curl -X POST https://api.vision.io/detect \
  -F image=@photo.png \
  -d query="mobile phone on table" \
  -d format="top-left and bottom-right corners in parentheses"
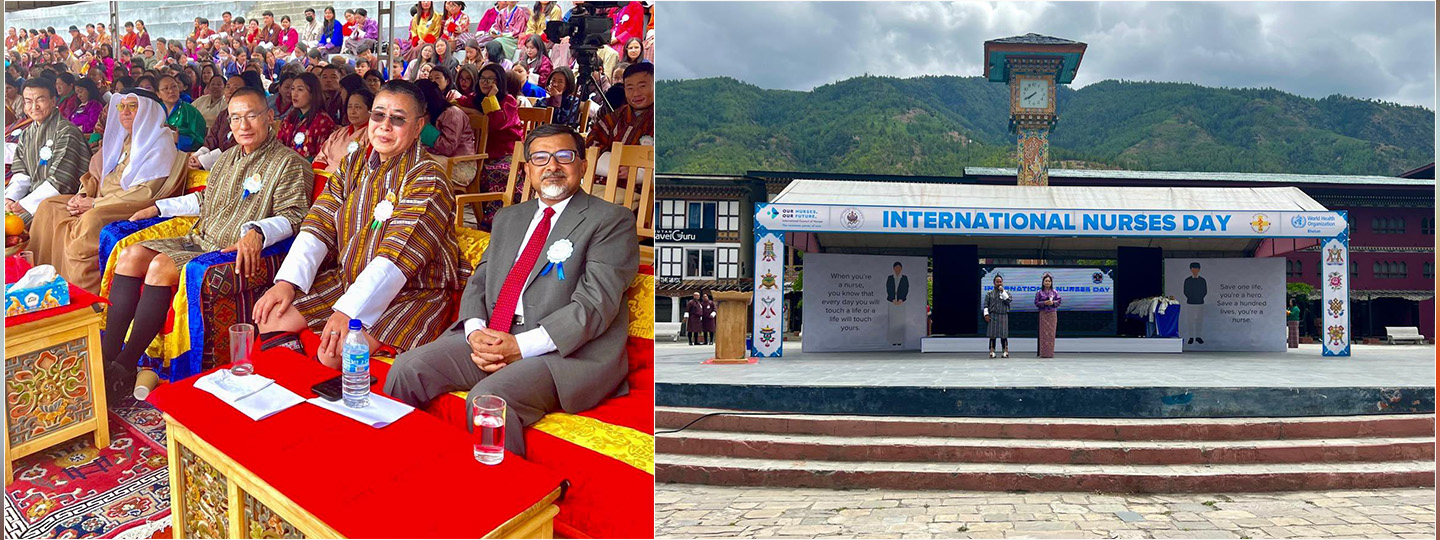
top-left (311, 374), bottom-right (379, 401)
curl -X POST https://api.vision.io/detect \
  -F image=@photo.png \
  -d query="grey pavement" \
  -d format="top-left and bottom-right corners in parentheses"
top-left (656, 484), bottom-right (1439, 539)
top-left (657, 342), bottom-right (1436, 388)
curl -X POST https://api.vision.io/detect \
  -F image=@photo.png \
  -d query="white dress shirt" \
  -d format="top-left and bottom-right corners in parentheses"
top-left (462, 196), bottom-right (571, 359)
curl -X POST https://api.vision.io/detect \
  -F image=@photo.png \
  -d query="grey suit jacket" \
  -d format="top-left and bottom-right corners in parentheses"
top-left (457, 192), bottom-right (639, 413)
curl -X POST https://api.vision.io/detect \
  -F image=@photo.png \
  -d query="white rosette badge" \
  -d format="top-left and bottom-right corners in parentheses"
top-left (293, 132), bottom-right (306, 150)
top-left (346, 140), bottom-right (360, 155)
top-left (540, 239), bottom-right (574, 280)
top-left (9, 129), bottom-right (21, 138)
top-left (38, 139), bottom-right (54, 165)
top-left (241, 174), bottom-right (263, 199)
top-left (370, 191), bottom-right (397, 230)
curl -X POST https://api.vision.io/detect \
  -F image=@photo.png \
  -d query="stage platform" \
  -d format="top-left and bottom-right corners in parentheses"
top-left (921, 337), bottom-right (1182, 354)
top-left (656, 342), bottom-right (1436, 418)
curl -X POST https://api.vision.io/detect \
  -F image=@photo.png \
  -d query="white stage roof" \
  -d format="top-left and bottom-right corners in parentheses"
top-left (772, 180), bottom-right (1331, 258)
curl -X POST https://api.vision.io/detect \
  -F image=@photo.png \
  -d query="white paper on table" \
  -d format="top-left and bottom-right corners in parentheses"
top-left (306, 393), bottom-right (414, 428)
top-left (193, 371), bottom-right (305, 421)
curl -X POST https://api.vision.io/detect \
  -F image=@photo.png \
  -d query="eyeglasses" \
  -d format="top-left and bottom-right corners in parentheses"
top-left (477, 76), bottom-right (497, 83)
top-left (114, 102), bottom-right (138, 112)
top-left (369, 111), bottom-right (408, 127)
top-left (228, 112), bottom-right (266, 124)
top-left (528, 150), bottom-right (577, 166)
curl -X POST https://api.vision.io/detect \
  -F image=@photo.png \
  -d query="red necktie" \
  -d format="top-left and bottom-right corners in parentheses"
top-left (489, 206), bottom-right (555, 333)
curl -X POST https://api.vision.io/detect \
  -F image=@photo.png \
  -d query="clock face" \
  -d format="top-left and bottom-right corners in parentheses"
top-left (1019, 79), bottom-right (1049, 109)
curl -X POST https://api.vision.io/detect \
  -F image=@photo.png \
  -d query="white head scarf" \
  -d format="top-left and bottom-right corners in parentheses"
top-left (102, 92), bottom-right (179, 190)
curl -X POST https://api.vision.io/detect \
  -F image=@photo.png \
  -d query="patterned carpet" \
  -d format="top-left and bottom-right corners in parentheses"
top-left (4, 397), bottom-right (172, 539)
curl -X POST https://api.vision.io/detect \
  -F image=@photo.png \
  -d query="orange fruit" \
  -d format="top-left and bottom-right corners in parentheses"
top-left (5, 214), bottom-right (24, 236)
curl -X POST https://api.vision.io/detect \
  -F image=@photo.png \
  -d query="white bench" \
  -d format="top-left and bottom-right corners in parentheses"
top-left (656, 322), bottom-right (684, 342)
top-left (1385, 327), bottom-right (1426, 345)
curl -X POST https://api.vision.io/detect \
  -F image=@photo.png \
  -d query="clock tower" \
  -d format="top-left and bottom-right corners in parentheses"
top-left (984, 34), bottom-right (1087, 186)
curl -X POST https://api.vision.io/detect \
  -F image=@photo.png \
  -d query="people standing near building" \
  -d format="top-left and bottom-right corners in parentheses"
top-left (983, 273), bottom-right (1012, 358)
top-left (1287, 298), bottom-right (1301, 348)
top-left (685, 291), bottom-right (705, 345)
top-left (1035, 273), bottom-right (1062, 358)
top-left (701, 292), bottom-right (717, 346)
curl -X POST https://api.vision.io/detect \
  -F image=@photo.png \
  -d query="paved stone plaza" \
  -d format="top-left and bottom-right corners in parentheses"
top-left (655, 484), bottom-right (1438, 539)
top-left (656, 342), bottom-right (1436, 388)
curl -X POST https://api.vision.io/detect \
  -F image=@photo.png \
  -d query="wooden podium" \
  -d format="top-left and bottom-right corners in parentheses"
top-left (708, 291), bottom-right (755, 364)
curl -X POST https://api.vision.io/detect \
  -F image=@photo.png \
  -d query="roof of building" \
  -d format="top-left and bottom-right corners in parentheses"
top-left (987, 33), bottom-right (1082, 46)
top-left (772, 180), bottom-right (1330, 212)
top-left (964, 167), bottom-right (1436, 187)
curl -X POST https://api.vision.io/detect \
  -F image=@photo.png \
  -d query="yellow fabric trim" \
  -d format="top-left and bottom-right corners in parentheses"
top-left (532, 412), bottom-right (654, 475)
top-left (96, 217), bottom-right (198, 364)
top-left (625, 273), bottom-right (653, 340)
top-left (480, 95), bottom-right (501, 115)
top-left (456, 227), bottom-right (491, 270)
top-left (185, 169), bottom-right (209, 192)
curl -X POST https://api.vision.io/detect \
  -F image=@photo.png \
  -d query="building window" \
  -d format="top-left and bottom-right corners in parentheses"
top-left (659, 200), bottom-right (685, 229)
top-left (718, 200), bottom-right (740, 232)
top-left (1374, 261), bottom-right (1408, 279)
top-left (1286, 259), bottom-right (1302, 278)
top-left (656, 297), bottom-right (674, 322)
top-left (1425, 262), bottom-right (1435, 280)
top-left (718, 247), bottom-right (740, 279)
top-left (685, 248), bottom-right (717, 278)
top-left (660, 246), bottom-right (683, 279)
top-left (1372, 217), bottom-right (1406, 234)
top-left (1423, 218), bottom-right (1435, 235)
top-left (1350, 261), bottom-right (1358, 278)
top-left (687, 201), bottom-right (717, 230)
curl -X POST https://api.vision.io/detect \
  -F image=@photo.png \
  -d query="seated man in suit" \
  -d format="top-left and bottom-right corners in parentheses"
top-left (384, 123), bottom-right (639, 457)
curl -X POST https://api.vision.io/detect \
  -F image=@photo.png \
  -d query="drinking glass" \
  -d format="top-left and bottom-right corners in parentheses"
top-left (471, 394), bottom-right (506, 465)
top-left (229, 323), bottom-right (256, 376)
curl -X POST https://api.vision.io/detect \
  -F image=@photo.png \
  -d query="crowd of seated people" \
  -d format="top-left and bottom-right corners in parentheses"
top-left (6, 1), bottom-right (653, 424)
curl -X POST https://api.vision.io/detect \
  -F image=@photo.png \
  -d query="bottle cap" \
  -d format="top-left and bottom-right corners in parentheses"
top-left (349, 319), bottom-right (363, 330)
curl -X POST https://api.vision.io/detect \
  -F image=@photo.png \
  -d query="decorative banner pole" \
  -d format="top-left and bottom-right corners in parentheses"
top-left (753, 204), bottom-right (785, 358)
top-left (1321, 211), bottom-right (1352, 357)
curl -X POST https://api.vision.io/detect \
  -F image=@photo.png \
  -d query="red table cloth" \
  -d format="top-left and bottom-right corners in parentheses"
top-left (147, 347), bottom-right (566, 539)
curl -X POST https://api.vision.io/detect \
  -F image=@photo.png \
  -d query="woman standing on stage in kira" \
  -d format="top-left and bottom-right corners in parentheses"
top-left (983, 273), bottom-right (1012, 358)
top-left (1035, 273), bottom-right (1062, 358)
top-left (701, 292), bottom-right (717, 346)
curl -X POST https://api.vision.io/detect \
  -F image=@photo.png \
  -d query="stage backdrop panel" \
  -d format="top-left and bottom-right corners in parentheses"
top-left (802, 253), bottom-right (928, 352)
top-left (1163, 257), bottom-right (1286, 352)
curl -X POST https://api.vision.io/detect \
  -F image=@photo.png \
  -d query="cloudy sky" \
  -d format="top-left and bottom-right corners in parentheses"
top-left (658, 1), bottom-right (1436, 109)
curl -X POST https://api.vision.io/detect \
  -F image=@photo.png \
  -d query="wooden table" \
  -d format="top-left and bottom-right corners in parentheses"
top-left (4, 298), bottom-right (109, 481)
top-left (164, 414), bottom-right (560, 538)
top-left (150, 347), bottom-right (566, 539)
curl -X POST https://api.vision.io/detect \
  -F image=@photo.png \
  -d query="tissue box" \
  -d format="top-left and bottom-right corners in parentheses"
top-left (5, 275), bottom-right (70, 316)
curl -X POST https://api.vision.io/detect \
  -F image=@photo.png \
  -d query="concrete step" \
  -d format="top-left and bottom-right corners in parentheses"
top-left (656, 407), bottom-right (1437, 441)
top-left (659, 430), bottom-right (1435, 465)
top-left (656, 455), bottom-right (1438, 492)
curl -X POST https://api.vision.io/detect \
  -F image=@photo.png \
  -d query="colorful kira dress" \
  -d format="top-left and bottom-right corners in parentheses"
top-left (276, 107), bottom-right (338, 161)
top-left (1034, 288), bottom-right (1062, 358)
top-left (279, 139), bottom-right (461, 352)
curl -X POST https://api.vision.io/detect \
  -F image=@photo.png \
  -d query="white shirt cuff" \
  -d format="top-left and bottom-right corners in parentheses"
top-left (155, 193), bottom-right (201, 217)
top-left (331, 257), bottom-right (406, 329)
top-left (463, 317), bottom-right (488, 338)
top-left (241, 215), bottom-right (295, 249)
top-left (17, 181), bottom-right (59, 215)
top-left (515, 326), bottom-right (557, 359)
top-left (983, 308), bottom-right (989, 316)
top-left (274, 231), bottom-right (327, 293)
top-left (6, 172), bottom-right (32, 201)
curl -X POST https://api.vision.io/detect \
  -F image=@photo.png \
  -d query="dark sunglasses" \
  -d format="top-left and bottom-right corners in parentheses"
top-left (368, 110), bottom-right (408, 127)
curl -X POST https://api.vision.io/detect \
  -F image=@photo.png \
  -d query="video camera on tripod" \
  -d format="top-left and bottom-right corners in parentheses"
top-left (544, 1), bottom-right (622, 109)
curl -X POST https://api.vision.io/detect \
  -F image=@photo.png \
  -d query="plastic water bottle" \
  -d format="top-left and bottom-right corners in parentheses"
top-left (342, 319), bottom-right (371, 408)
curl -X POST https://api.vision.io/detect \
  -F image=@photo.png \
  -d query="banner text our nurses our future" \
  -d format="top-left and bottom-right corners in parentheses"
top-left (880, 210), bottom-right (1235, 233)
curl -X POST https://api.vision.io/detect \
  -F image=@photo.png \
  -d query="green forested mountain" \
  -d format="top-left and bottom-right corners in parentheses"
top-left (658, 76), bottom-right (1435, 177)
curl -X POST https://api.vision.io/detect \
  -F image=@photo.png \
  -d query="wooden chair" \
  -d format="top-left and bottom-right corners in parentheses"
top-left (517, 106), bottom-right (554, 140)
top-left (440, 108), bottom-right (491, 195)
top-left (583, 143), bottom-right (655, 266)
top-left (454, 141), bottom-right (528, 229)
top-left (576, 101), bottom-right (593, 138)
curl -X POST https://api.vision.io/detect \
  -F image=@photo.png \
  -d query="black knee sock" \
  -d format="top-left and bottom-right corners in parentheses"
top-left (103, 275), bottom-right (144, 366)
top-left (1001, 338), bottom-right (1009, 350)
top-left (259, 331), bottom-right (307, 355)
top-left (988, 338), bottom-right (996, 350)
top-left (112, 284), bottom-right (175, 372)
